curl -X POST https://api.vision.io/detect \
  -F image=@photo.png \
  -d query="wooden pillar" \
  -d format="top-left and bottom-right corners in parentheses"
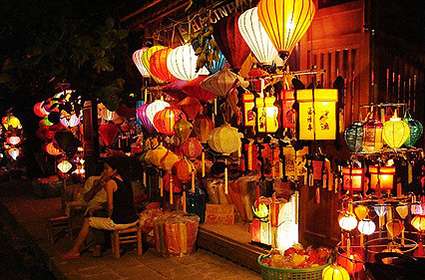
top-left (82, 100), bottom-right (99, 177)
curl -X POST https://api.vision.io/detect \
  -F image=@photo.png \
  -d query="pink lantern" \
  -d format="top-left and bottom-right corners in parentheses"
top-left (60, 114), bottom-right (80, 128)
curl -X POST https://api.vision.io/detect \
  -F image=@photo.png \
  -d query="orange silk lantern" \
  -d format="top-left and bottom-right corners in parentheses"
top-left (153, 107), bottom-right (186, 136)
top-left (337, 253), bottom-right (363, 274)
top-left (163, 172), bottom-right (182, 193)
top-left (342, 167), bottom-right (365, 192)
top-left (194, 115), bottom-right (214, 143)
top-left (173, 158), bottom-right (194, 183)
top-left (44, 142), bottom-right (62, 156)
top-left (149, 48), bottom-right (177, 83)
top-left (178, 96), bottom-right (203, 120)
top-left (142, 45), bottom-right (166, 81)
top-left (369, 165), bottom-right (395, 191)
top-left (180, 137), bottom-right (203, 160)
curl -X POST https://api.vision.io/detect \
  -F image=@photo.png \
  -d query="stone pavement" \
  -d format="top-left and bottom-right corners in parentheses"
top-left (0, 180), bottom-right (261, 280)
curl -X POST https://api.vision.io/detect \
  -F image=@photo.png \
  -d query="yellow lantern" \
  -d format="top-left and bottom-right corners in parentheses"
top-left (383, 111), bottom-right (410, 149)
top-left (57, 160), bottom-right (72, 173)
top-left (322, 264), bottom-right (350, 280)
top-left (2, 114), bottom-right (22, 130)
top-left (142, 45), bottom-right (166, 81)
top-left (369, 165), bottom-right (395, 191)
top-left (208, 124), bottom-right (241, 155)
top-left (238, 7), bottom-right (278, 65)
top-left (338, 212), bottom-right (358, 231)
top-left (258, 0), bottom-right (315, 61)
top-left (354, 205), bottom-right (369, 220)
top-left (166, 44), bottom-right (209, 81)
top-left (411, 215), bottom-right (425, 232)
top-left (256, 96), bottom-right (279, 133)
top-left (297, 89), bottom-right (338, 140)
top-left (132, 47), bottom-right (150, 78)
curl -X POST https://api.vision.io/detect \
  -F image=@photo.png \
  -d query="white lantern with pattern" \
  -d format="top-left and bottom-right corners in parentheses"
top-left (132, 47), bottom-right (150, 78)
top-left (166, 44), bottom-right (209, 81)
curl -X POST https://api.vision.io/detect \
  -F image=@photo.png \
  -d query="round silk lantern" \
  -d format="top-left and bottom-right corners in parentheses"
top-left (180, 137), bottom-right (203, 160)
top-left (60, 114), bottom-right (80, 128)
top-left (141, 45), bottom-right (166, 77)
top-left (6, 136), bottom-right (21, 145)
top-left (57, 160), bottom-right (72, 173)
top-left (258, 0), bottom-right (316, 60)
top-left (2, 115), bottom-right (22, 130)
top-left (33, 102), bottom-right (49, 118)
top-left (344, 121), bottom-right (363, 152)
top-left (200, 68), bottom-right (240, 97)
top-left (146, 100), bottom-right (170, 127)
top-left (153, 107), bottom-right (186, 136)
top-left (132, 47), bottom-right (150, 78)
top-left (44, 142), bottom-right (62, 156)
top-left (136, 103), bottom-right (155, 132)
top-left (174, 118), bottom-right (193, 143)
top-left (337, 253), bottom-right (363, 274)
top-left (173, 158), bottom-right (194, 183)
top-left (163, 173), bottom-right (182, 193)
top-left (7, 148), bottom-right (20, 160)
top-left (213, 13), bottom-right (251, 71)
top-left (178, 96), bottom-right (203, 120)
top-left (181, 76), bottom-right (215, 102)
top-left (206, 51), bottom-right (226, 74)
top-left (362, 118), bottom-right (383, 152)
top-left (403, 110), bottom-right (423, 147)
top-left (238, 7), bottom-right (278, 65)
top-left (358, 219), bottom-right (376, 235)
top-left (322, 264), bottom-right (350, 280)
top-left (208, 124), bottom-right (241, 155)
top-left (149, 47), bottom-right (177, 83)
top-left (166, 44), bottom-right (209, 81)
top-left (338, 212), bottom-right (357, 231)
top-left (99, 123), bottom-right (119, 147)
top-left (194, 115), bottom-right (214, 143)
top-left (383, 111), bottom-right (410, 149)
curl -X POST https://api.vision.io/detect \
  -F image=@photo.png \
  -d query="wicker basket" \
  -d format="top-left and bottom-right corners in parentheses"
top-left (258, 255), bottom-right (328, 280)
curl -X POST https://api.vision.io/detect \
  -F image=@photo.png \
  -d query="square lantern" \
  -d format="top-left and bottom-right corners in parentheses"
top-left (342, 167), bottom-right (365, 192)
top-left (297, 89), bottom-right (338, 140)
top-left (256, 96), bottom-right (279, 133)
top-left (280, 90), bottom-right (296, 129)
top-left (369, 165), bottom-right (396, 191)
top-left (242, 91), bottom-right (256, 127)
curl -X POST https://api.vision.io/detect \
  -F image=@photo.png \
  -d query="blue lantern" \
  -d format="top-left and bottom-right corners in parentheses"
top-left (344, 121), bottom-right (364, 152)
top-left (206, 51), bottom-right (226, 75)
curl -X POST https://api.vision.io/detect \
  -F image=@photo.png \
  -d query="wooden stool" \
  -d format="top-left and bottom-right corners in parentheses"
top-left (47, 216), bottom-right (73, 244)
top-left (111, 224), bottom-right (142, 258)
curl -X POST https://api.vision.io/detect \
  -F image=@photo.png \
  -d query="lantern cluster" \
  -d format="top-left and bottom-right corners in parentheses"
top-left (1, 113), bottom-right (23, 161)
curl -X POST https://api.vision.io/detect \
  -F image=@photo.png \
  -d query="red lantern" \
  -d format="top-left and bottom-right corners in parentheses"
top-left (178, 97), bottom-right (203, 120)
top-left (153, 107), bottom-right (186, 136)
top-left (181, 76), bottom-right (215, 102)
top-left (213, 13), bottom-right (251, 71)
top-left (337, 253), bottom-right (363, 274)
top-left (44, 142), bottom-right (62, 156)
top-left (180, 137), bottom-right (202, 160)
top-left (161, 79), bottom-right (188, 101)
top-left (163, 172), bottom-right (182, 193)
top-left (33, 102), bottom-right (48, 118)
top-left (149, 48), bottom-right (177, 83)
top-left (194, 115), bottom-right (214, 143)
top-left (369, 165), bottom-right (396, 191)
top-left (342, 167), bottom-right (365, 192)
top-left (172, 158), bottom-right (194, 183)
top-left (280, 90), bottom-right (296, 129)
top-left (99, 123), bottom-right (119, 146)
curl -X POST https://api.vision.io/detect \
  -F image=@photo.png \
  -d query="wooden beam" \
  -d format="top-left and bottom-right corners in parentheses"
top-left (120, 0), bottom-right (162, 22)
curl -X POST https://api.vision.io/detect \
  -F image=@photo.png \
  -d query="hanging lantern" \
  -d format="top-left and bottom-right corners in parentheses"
top-left (322, 264), bottom-right (350, 280)
top-left (342, 167), bottom-right (364, 192)
top-left (146, 100), bottom-right (170, 128)
top-left (256, 96), bottom-right (279, 133)
top-left (242, 91), bottom-right (256, 127)
top-left (132, 47), bottom-right (151, 78)
top-left (7, 148), bottom-right (20, 160)
top-left (136, 103), bottom-right (155, 132)
top-left (172, 158), bottom-right (194, 183)
top-left (44, 142), bottom-right (62, 156)
top-left (411, 203), bottom-right (425, 215)
top-left (149, 48), bottom-right (177, 83)
top-left (344, 121), bottom-right (364, 152)
top-left (200, 68), bottom-right (240, 97)
top-left (403, 110), bottom-right (423, 147)
top-left (258, 0), bottom-right (316, 61)
top-left (178, 96), bottom-right (203, 120)
top-left (57, 160), bottom-right (72, 173)
top-left (2, 115), bottom-right (22, 130)
top-left (180, 137), bottom-right (203, 160)
top-left (153, 107), bottom-right (186, 136)
top-left (208, 124), bottom-right (241, 155)
top-left (338, 212), bottom-right (358, 231)
top-left (396, 204), bottom-right (409, 219)
top-left (174, 118), bottom-right (193, 143)
top-left (297, 89), bottom-right (338, 140)
top-left (142, 45), bottom-right (166, 78)
top-left (99, 123), bottom-right (119, 147)
top-left (60, 114), bottom-right (80, 128)
top-left (386, 219), bottom-right (404, 239)
top-left (354, 205), bottom-right (369, 220)
top-left (33, 102), bottom-right (49, 118)
top-left (194, 115), bottom-right (214, 143)
top-left (337, 253), bottom-right (363, 274)
top-left (374, 204), bottom-right (387, 230)
top-left (369, 165), bottom-right (395, 191)
top-left (206, 51), bottom-right (226, 74)
top-left (167, 44), bottom-right (209, 81)
top-left (6, 136), bottom-right (21, 146)
top-left (363, 117), bottom-right (383, 152)
top-left (280, 90), bottom-right (296, 129)
top-left (181, 76), bottom-right (215, 102)
top-left (358, 219), bottom-right (376, 235)
top-left (213, 13), bottom-right (251, 71)
top-left (238, 7), bottom-right (279, 65)
top-left (411, 215), bottom-right (425, 232)
top-left (382, 111), bottom-right (410, 149)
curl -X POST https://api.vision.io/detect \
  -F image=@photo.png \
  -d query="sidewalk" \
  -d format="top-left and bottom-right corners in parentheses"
top-left (0, 180), bottom-right (261, 280)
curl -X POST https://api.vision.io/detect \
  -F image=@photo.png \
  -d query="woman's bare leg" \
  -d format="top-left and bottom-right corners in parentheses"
top-left (65, 218), bottom-right (91, 255)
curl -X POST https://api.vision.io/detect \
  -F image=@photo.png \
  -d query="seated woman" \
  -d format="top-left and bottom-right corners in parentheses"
top-left (63, 157), bottom-right (139, 259)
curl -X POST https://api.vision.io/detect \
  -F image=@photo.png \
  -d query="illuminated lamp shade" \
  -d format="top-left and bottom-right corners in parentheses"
top-left (178, 97), bottom-right (203, 121)
top-left (180, 137), bottom-right (203, 160)
top-left (194, 115), bottom-right (214, 143)
top-left (6, 136), bottom-right (21, 146)
top-left (396, 204), bottom-right (409, 219)
top-left (57, 160), bottom-right (72, 173)
top-left (200, 68), bottom-right (240, 97)
top-left (342, 167), bottom-right (364, 192)
top-left (145, 100), bottom-right (170, 128)
top-left (149, 48), bottom-right (177, 83)
top-left (167, 44), bottom-right (209, 81)
top-left (358, 219), bottom-right (376, 235)
top-left (258, 0), bottom-right (315, 61)
top-left (44, 142), bottom-right (62, 156)
top-left (132, 47), bottom-right (150, 78)
top-left (411, 215), bottom-right (425, 232)
top-left (208, 124), bottom-right (241, 155)
top-left (386, 219), bottom-right (404, 238)
top-left (136, 103), bottom-right (154, 132)
top-left (382, 111), bottom-right (410, 149)
top-left (2, 115), bottom-right (22, 130)
top-left (174, 118), bottom-right (193, 143)
top-left (256, 96), bottom-right (279, 133)
top-left (206, 50), bottom-right (226, 74)
top-left (354, 205), bottom-right (369, 220)
top-left (238, 7), bottom-right (278, 65)
top-left (403, 110), bottom-right (423, 147)
top-left (8, 148), bottom-right (20, 160)
top-left (172, 158), bottom-right (194, 183)
top-left (142, 45), bottom-right (166, 82)
top-left (181, 76), bottom-right (215, 102)
top-left (322, 264), bottom-right (350, 280)
top-left (60, 114), bottom-right (80, 128)
top-left (152, 107), bottom-right (186, 136)
top-left (338, 212), bottom-right (358, 231)
top-left (33, 102), bottom-right (49, 118)
top-left (411, 203), bottom-right (425, 215)
top-left (369, 165), bottom-right (395, 191)
top-left (344, 121), bottom-right (364, 152)
top-left (363, 118), bottom-right (383, 152)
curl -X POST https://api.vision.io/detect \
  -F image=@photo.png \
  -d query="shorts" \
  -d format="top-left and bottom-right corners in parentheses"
top-left (88, 217), bottom-right (139, 231)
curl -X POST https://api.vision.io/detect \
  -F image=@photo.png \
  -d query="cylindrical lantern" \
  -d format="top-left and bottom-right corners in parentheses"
top-left (369, 165), bottom-right (395, 191)
top-left (403, 111), bottom-right (423, 147)
top-left (180, 137), bottom-right (203, 160)
top-left (132, 47), bottom-right (150, 78)
top-left (57, 160), bottom-right (72, 173)
top-left (238, 7), bottom-right (278, 65)
top-left (256, 96), bottom-right (279, 133)
top-left (194, 115), bottom-right (214, 144)
top-left (258, 0), bottom-right (315, 60)
top-left (338, 212), bottom-right (358, 231)
top-left (358, 219), bottom-right (376, 235)
top-left (382, 111), bottom-right (410, 149)
top-left (342, 167), bottom-right (364, 192)
top-left (149, 47), bottom-right (177, 83)
top-left (153, 107), bottom-right (186, 136)
top-left (166, 44), bottom-right (209, 81)
top-left (344, 121), bottom-right (364, 152)
top-left (362, 118), bottom-right (383, 152)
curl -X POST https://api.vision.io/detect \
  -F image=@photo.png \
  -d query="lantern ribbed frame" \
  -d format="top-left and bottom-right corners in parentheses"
top-left (411, 215), bottom-right (425, 232)
top-left (369, 165), bottom-right (395, 191)
top-left (338, 212), bottom-right (358, 231)
top-left (167, 44), bottom-right (209, 81)
top-left (132, 47), bottom-right (150, 78)
top-left (149, 48), bottom-right (177, 83)
top-left (152, 107), bottom-right (186, 136)
top-left (142, 45), bottom-right (166, 78)
top-left (358, 219), bottom-right (376, 235)
top-left (145, 100), bottom-right (170, 128)
top-left (383, 116), bottom-right (410, 149)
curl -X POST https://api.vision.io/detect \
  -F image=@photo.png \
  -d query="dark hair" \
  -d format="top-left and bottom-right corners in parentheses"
top-left (104, 156), bottom-right (131, 181)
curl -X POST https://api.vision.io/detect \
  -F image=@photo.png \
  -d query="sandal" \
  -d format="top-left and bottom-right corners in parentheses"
top-left (62, 252), bottom-right (80, 260)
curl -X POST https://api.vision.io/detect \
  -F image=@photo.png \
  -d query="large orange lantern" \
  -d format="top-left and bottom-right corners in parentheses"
top-left (208, 124), bottom-right (241, 155)
top-left (146, 100), bottom-right (170, 127)
top-left (342, 167), bottom-right (365, 192)
top-left (166, 44), bottom-right (209, 81)
top-left (172, 158), bottom-right (194, 183)
top-left (258, 0), bottom-right (315, 61)
top-left (180, 137), bottom-right (203, 160)
top-left (194, 115), bottom-right (214, 143)
top-left (149, 48), bottom-right (177, 83)
top-left (369, 165), bottom-right (395, 191)
top-left (132, 47), bottom-right (150, 78)
top-left (142, 45), bottom-right (166, 81)
top-left (153, 107), bottom-right (186, 136)
top-left (382, 111), bottom-right (410, 149)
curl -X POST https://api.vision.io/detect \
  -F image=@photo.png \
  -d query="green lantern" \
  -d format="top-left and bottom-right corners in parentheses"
top-left (403, 110), bottom-right (423, 147)
top-left (344, 121), bottom-right (364, 152)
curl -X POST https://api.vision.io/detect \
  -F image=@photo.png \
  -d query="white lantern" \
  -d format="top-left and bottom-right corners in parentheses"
top-left (238, 7), bottom-right (279, 65)
top-left (339, 212), bottom-right (358, 231)
top-left (60, 114), bottom-right (80, 128)
top-left (8, 148), bottom-right (20, 160)
top-left (132, 47), bottom-right (150, 78)
top-left (7, 136), bottom-right (21, 145)
top-left (57, 160), bottom-right (72, 173)
top-left (166, 44), bottom-right (209, 81)
top-left (358, 219), bottom-right (376, 235)
top-left (146, 100), bottom-right (170, 128)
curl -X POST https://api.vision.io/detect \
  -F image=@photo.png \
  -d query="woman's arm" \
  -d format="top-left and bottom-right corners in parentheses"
top-left (105, 180), bottom-right (117, 217)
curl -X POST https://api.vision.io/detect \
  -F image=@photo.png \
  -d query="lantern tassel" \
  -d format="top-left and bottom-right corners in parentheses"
top-left (169, 175), bottom-right (173, 205)
top-left (201, 150), bottom-right (205, 177)
top-left (224, 159), bottom-right (228, 195)
top-left (182, 191), bottom-right (187, 213)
